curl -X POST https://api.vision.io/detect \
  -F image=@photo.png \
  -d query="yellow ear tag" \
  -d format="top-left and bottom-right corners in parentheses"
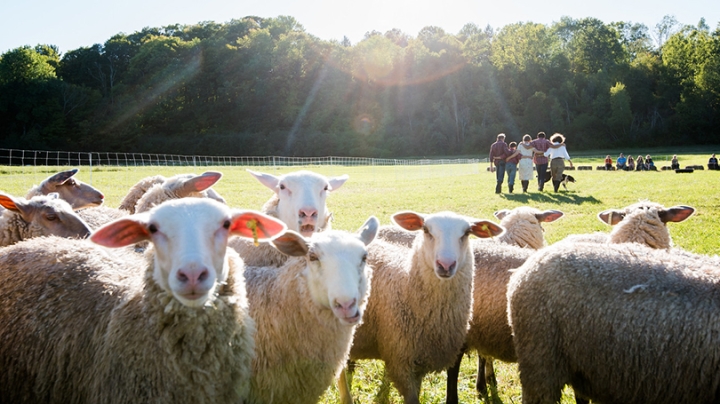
top-left (247, 219), bottom-right (259, 246)
top-left (480, 223), bottom-right (490, 237)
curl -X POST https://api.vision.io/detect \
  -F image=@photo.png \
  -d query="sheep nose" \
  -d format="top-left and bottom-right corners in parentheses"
top-left (177, 267), bottom-right (209, 287)
top-left (299, 208), bottom-right (318, 222)
top-left (436, 259), bottom-right (457, 277)
top-left (334, 298), bottom-right (357, 316)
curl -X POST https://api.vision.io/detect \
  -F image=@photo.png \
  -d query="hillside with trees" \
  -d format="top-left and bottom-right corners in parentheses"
top-left (1, 15), bottom-right (718, 157)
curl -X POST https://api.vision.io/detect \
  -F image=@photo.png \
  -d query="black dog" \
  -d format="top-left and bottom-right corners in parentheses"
top-left (541, 171), bottom-right (576, 191)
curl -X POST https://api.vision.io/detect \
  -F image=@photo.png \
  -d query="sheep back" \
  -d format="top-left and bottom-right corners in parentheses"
top-left (466, 240), bottom-right (533, 362)
top-left (507, 242), bottom-right (720, 404)
top-left (0, 236), bottom-right (255, 404)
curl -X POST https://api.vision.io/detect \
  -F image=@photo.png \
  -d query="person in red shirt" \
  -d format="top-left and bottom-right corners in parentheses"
top-left (529, 132), bottom-right (551, 191)
top-left (605, 155), bottom-right (613, 170)
top-left (505, 141), bottom-right (522, 193)
top-left (489, 133), bottom-right (510, 194)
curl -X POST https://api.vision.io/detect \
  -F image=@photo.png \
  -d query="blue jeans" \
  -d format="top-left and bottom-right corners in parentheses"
top-left (495, 160), bottom-right (506, 184)
top-left (506, 162), bottom-right (517, 186)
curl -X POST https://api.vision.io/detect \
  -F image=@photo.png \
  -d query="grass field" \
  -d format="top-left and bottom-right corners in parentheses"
top-left (1, 150), bottom-right (719, 403)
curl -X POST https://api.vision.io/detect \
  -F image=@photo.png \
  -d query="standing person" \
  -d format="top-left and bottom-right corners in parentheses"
top-left (489, 133), bottom-right (510, 194)
top-left (543, 133), bottom-right (574, 192)
top-left (616, 153), bottom-right (627, 170)
top-left (605, 155), bottom-right (613, 170)
top-left (505, 142), bottom-right (520, 193)
top-left (506, 134), bottom-right (539, 192)
top-left (528, 132), bottom-right (554, 191)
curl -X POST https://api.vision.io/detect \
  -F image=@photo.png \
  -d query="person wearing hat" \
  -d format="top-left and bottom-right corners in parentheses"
top-left (543, 133), bottom-right (574, 192)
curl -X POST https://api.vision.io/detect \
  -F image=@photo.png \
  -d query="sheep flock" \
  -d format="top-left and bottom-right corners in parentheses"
top-left (1, 167), bottom-right (717, 404)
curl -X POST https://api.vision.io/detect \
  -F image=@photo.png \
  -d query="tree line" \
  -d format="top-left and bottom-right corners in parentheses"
top-left (0, 15), bottom-right (718, 157)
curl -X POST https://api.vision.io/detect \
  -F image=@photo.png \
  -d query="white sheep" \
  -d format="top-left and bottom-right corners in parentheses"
top-left (229, 169), bottom-right (348, 267)
top-left (117, 174), bottom-right (167, 213)
top-left (244, 216), bottom-right (379, 404)
top-left (0, 198), bottom-right (287, 403)
top-left (0, 192), bottom-right (91, 246)
top-left (445, 206), bottom-right (563, 403)
top-left (339, 211), bottom-right (504, 404)
top-left (560, 201), bottom-right (695, 249)
top-left (25, 168), bottom-right (105, 209)
top-left (78, 171), bottom-right (225, 229)
top-left (507, 241), bottom-right (720, 404)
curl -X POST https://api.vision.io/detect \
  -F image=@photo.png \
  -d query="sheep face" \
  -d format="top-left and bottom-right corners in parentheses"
top-left (249, 170), bottom-right (348, 237)
top-left (91, 198), bottom-right (286, 308)
top-left (38, 168), bottom-right (105, 209)
top-left (598, 202), bottom-right (695, 249)
top-left (393, 211), bottom-right (504, 279)
top-left (0, 193), bottom-right (92, 239)
top-left (272, 216), bottom-right (379, 325)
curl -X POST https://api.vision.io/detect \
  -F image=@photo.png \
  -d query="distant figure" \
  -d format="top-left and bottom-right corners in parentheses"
top-left (709, 153), bottom-right (719, 170)
top-left (636, 155), bottom-right (645, 171)
top-left (645, 154), bottom-right (655, 170)
top-left (626, 155), bottom-right (635, 171)
top-left (605, 155), bottom-right (613, 171)
top-left (529, 132), bottom-right (552, 191)
top-left (671, 155), bottom-right (680, 170)
top-left (506, 134), bottom-right (539, 192)
top-left (505, 141), bottom-right (520, 193)
top-left (489, 133), bottom-right (510, 193)
top-left (543, 133), bottom-right (574, 192)
top-left (616, 153), bottom-right (627, 170)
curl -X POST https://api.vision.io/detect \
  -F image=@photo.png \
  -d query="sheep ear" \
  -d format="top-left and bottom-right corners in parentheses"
top-left (392, 212), bottom-right (425, 231)
top-left (229, 211), bottom-right (287, 241)
top-left (470, 220), bottom-right (505, 239)
top-left (247, 170), bottom-right (280, 192)
top-left (47, 168), bottom-right (79, 186)
top-left (180, 171), bottom-right (222, 194)
top-left (357, 216), bottom-right (379, 246)
top-left (598, 210), bottom-right (624, 225)
top-left (91, 215), bottom-right (152, 247)
top-left (494, 209), bottom-right (510, 220)
top-left (0, 193), bottom-right (20, 212)
top-left (536, 210), bottom-right (564, 223)
top-left (658, 205), bottom-right (695, 223)
top-left (327, 174), bottom-right (349, 191)
top-left (271, 231), bottom-right (309, 257)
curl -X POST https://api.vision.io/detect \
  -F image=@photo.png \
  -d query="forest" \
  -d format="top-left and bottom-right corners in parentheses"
top-left (0, 15), bottom-right (718, 157)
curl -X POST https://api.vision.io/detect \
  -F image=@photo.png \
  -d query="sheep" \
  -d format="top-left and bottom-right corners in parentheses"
top-left (445, 207), bottom-right (563, 403)
top-left (0, 198), bottom-right (287, 403)
top-left (0, 192), bottom-right (91, 246)
top-left (78, 171), bottom-right (225, 229)
top-left (507, 241), bottom-right (720, 404)
top-left (117, 173), bottom-right (226, 214)
top-left (339, 211), bottom-right (504, 404)
top-left (229, 169), bottom-right (348, 267)
top-left (244, 216), bottom-right (379, 404)
top-left (560, 201), bottom-right (695, 249)
top-left (25, 168), bottom-right (105, 210)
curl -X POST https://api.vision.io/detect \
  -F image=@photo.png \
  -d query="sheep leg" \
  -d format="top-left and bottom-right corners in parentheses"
top-left (338, 360), bottom-right (356, 404)
top-left (483, 356), bottom-right (497, 393)
top-left (445, 346), bottom-right (466, 404)
top-left (386, 364), bottom-right (423, 404)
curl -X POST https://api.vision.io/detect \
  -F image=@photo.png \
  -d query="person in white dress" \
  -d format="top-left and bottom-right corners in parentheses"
top-left (506, 134), bottom-right (539, 192)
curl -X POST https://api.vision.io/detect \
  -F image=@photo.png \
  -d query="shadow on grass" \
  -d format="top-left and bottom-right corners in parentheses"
top-left (502, 191), bottom-right (601, 205)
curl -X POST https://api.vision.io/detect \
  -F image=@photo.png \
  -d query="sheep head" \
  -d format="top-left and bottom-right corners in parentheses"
top-left (248, 169), bottom-right (348, 237)
top-left (271, 216), bottom-right (379, 325)
top-left (91, 198), bottom-right (286, 308)
top-left (37, 168), bottom-right (105, 210)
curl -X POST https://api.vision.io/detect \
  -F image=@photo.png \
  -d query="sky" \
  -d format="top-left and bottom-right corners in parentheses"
top-left (1, 0), bottom-right (719, 54)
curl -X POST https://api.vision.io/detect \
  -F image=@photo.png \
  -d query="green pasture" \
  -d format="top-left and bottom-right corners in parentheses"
top-left (1, 151), bottom-right (719, 403)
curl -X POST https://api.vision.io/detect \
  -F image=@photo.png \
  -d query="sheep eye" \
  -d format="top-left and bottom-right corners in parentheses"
top-left (323, 185), bottom-right (329, 191)
top-left (309, 253), bottom-right (319, 261)
top-left (148, 224), bottom-right (158, 233)
top-left (361, 254), bottom-right (367, 263)
top-left (45, 213), bottom-right (57, 221)
top-left (223, 220), bottom-right (231, 229)
top-left (279, 184), bottom-right (286, 190)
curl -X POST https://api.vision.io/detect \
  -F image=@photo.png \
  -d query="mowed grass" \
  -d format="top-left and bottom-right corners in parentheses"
top-left (1, 151), bottom-right (719, 404)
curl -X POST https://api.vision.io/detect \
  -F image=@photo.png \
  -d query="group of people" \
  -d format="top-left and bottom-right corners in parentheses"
top-left (489, 132), bottom-right (572, 194)
top-left (614, 153), bottom-right (657, 171)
